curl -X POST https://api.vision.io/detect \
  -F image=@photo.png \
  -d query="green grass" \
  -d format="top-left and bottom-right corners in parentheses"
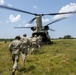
top-left (0, 39), bottom-right (76, 75)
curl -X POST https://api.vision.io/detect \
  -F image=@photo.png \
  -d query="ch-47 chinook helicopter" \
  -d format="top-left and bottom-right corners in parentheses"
top-left (0, 5), bottom-right (76, 44)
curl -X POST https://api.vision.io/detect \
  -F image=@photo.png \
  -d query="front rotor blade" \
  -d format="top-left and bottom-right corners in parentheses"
top-left (43, 11), bottom-right (76, 16)
top-left (14, 27), bottom-right (32, 28)
top-left (28, 17), bottom-right (36, 23)
top-left (0, 5), bottom-right (37, 15)
top-left (49, 28), bottom-right (55, 31)
top-left (45, 17), bottom-right (66, 26)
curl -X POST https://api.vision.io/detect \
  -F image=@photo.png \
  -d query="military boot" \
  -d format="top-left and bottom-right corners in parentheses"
top-left (12, 71), bottom-right (15, 75)
top-left (12, 69), bottom-right (15, 75)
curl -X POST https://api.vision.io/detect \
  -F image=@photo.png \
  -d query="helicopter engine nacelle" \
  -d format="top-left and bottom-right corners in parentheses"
top-left (31, 27), bottom-right (36, 31)
top-left (44, 26), bottom-right (49, 30)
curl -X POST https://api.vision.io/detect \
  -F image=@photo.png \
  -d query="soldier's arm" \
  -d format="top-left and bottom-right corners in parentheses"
top-left (27, 39), bottom-right (30, 45)
top-left (36, 38), bottom-right (38, 44)
top-left (19, 42), bottom-right (22, 51)
top-left (8, 42), bottom-right (13, 53)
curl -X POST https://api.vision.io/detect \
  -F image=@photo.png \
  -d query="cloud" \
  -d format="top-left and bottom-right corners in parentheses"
top-left (54, 3), bottom-right (76, 20)
top-left (0, 0), bottom-right (5, 5)
top-left (9, 14), bottom-right (21, 22)
top-left (33, 5), bottom-right (38, 9)
top-left (18, 24), bottom-right (21, 27)
top-left (6, 20), bottom-right (9, 23)
top-left (0, 21), bottom-right (2, 24)
top-left (22, 20), bottom-right (26, 24)
top-left (42, 18), bottom-right (50, 23)
top-left (7, 3), bottom-right (13, 7)
top-left (25, 23), bottom-right (31, 27)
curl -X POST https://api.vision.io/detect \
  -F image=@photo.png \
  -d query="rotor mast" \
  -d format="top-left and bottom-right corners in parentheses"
top-left (36, 15), bottom-right (42, 31)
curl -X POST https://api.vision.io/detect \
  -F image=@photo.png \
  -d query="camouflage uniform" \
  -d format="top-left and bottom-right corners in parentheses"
top-left (37, 35), bottom-right (42, 48)
top-left (20, 34), bottom-right (30, 65)
top-left (9, 36), bottom-right (21, 74)
top-left (29, 37), bottom-right (33, 47)
top-left (31, 35), bottom-right (38, 53)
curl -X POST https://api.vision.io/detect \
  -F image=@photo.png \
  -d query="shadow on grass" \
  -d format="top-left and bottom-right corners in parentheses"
top-left (0, 72), bottom-right (2, 75)
top-left (33, 50), bottom-right (46, 55)
top-left (19, 65), bottom-right (35, 73)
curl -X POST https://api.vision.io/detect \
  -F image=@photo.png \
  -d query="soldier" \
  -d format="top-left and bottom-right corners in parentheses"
top-left (29, 36), bottom-right (33, 47)
top-left (37, 35), bottom-right (42, 48)
top-left (20, 33), bottom-right (30, 65)
top-left (9, 35), bottom-right (21, 75)
top-left (30, 35), bottom-right (38, 54)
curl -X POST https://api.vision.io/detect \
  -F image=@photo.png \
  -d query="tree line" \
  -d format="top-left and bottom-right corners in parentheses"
top-left (59, 35), bottom-right (75, 39)
top-left (0, 38), bottom-right (14, 42)
top-left (0, 35), bottom-right (75, 42)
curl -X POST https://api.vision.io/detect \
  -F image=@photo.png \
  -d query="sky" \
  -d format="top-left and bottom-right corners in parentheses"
top-left (0, 0), bottom-right (76, 38)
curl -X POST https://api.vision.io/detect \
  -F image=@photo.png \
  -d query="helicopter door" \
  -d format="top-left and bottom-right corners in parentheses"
top-left (32, 32), bottom-right (50, 43)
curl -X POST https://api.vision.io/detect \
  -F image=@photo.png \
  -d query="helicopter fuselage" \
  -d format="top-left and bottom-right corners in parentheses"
top-left (31, 15), bottom-right (51, 44)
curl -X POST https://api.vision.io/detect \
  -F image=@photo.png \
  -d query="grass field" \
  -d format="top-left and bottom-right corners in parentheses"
top-left (0, 39), bottom-right (76, 75)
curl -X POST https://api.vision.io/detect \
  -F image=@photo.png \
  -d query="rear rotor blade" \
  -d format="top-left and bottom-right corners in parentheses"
top-left (42, 11), bottom-right (76, 16)
top-left (45, 17), bottom-right (66, 26)
top-left (28, 17), bottom-right (36, 23)
top-left (0, 5), bottom-right (37, 15)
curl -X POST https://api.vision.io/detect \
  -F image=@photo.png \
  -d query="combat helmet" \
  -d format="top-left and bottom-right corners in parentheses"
top-left (34, 35), bottom-right (37, 37)
top-left (23, 33), bottom-right (27, 37)
top-left (15, 35), bottom-right (21, 40)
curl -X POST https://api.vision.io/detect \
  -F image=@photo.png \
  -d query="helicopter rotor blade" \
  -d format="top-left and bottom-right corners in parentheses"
top-left (49, 28), bottom-right (55, 31)
top-left (42, 11), bottom-right (76, 16)
top-left (0, 5), bottom-right (37, 16)
top-left (28, 17), bottom-right (36, 23)
top-left (45, 17), bottom-right (66, 26)
top-left (14, 27), bottom-right (32, 28)
top-left (0, 5), bottom-right (76, 16)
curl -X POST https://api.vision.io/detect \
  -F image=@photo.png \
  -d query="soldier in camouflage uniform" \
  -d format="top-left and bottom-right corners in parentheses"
top-left (30, 35), bottom-right (38, 54)
top-left (37, 35), bottom-right (42, 48)
top-left (29, 36), bottom-right (33, 47)
top-left (9, 36), bottom-right (21, 75)
top-left (20, 34), bottom-right (30, 65)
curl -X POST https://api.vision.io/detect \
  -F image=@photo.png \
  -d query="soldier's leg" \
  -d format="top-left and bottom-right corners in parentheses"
top-left (22, 51), bottom-right (27, 66)
top-left (28, 46), bottom-right (30, 52)
top-left (31, 47), bottom-right (35, 54)
top-left (12, 54), bottom-right (15, 64)
top-left (38, 42), bottom-right (40, 48)
top-left (22, 52), bottom-right (25, 61)
top-left (39, 41), bottom-right (42, 48)
top-left (11, 54), bottom-right (15, 75)
top-left (21, 49), bottom-right (25, 61)
top-left (12, 55), bottom-right (15, 75)
top-left (12, 71), bottom-right (15, 75)
top-left (23, 54), bottom-right (27, 66)
top-left (12, 54), bottom-right (19, 72)
top-left (38, 43), bottom-right (41, 48)
top-left (35, 44), bottom-right (39, 51)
